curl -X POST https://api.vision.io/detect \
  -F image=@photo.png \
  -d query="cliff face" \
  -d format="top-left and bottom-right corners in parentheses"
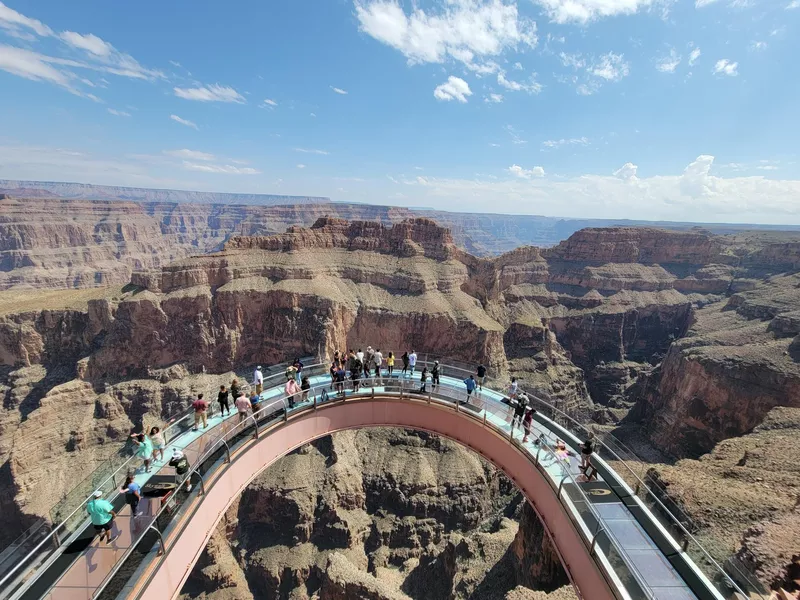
top-left (178, 428), bottom-right (570, 600)
top-left (628, 274), bottom-right (800, 457)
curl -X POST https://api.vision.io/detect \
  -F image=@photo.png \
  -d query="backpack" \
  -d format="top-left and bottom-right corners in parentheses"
top-left (319, 389), bottom-right (329, 403)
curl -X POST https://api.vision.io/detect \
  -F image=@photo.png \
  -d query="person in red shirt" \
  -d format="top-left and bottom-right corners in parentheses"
top-left (192, 393), bottom-right (208, 430)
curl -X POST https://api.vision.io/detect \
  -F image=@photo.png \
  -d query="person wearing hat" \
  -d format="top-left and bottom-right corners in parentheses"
top-left (87, 490), bottom-right (117, 545)
top-left (253, 366), bottom-right (264, 395)
top-left (168, 449), bottom-right (192, 492)
top-left (431, 360), bottom-right (440, 390)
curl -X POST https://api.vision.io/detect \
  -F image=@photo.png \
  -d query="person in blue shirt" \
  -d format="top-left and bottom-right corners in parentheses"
top-left (463, 375), bottom-right (477, 403)
top-left (121, 474), bottom-right (142, 516)
top-left (86, 490), bottom-right (117, 545)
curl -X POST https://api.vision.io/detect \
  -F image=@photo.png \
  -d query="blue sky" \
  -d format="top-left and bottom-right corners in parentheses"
top-left (0, 0), bottom-right (798, 223)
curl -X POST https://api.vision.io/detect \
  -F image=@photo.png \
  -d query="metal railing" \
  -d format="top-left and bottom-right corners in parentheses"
top-left (0, 356), bottom-right (320, 600)
top-left (95, 371), bottom-right (690, 600)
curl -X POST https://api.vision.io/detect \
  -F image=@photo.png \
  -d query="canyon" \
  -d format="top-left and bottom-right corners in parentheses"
top-left (0, 207), bottom-right (799, 597)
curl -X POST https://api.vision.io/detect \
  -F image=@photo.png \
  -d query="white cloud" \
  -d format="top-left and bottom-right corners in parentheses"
top-left (0, 45), bottom-right (83, 96)
top-left (434, 75), bottom-right (472, 102)
top-left (788, 0), bottom-right (800, 8)
top-left (262, 98), bottom-right (278, 107)
top-left (542, 137), bottom-right (590, 149)
top-left (497, 70), bottom-right (542, 94)
top-left (174, 84), bottom-right (245, 103)
top-left (688, 47), bottom-right (701, 66)
top-left (533, 0), bottom-right (657, 24)
top-left (513, 61), bottom-right (523, 70)
top-left (60, 31), bottom-right (112, 57)
top-left (354, 0), bottom-right (537, 71)
top-left (485, 93), bottom-right (504, 103)
top-left (310, 112), bottom-right (317, 117)
top-left (559, 52), bottom-right (586, 69)
top-left (695, 0), bottom-right (721, 6)
top-left (656, 48), bottom-right (681, 73)
top-left (294, 148), bottom-right (329, 155)
top-left (107, 108), bottom-right (131, 117)
top-left (505, 124), bottom-right (527, 145)
top-left (749, 41), bottom-right (767, 51)
top-left (182, 161), bottom-right (259, 175)
top-left (330, 86), bottom-right (348, 94)
top-left (169, 60), bottom-right (182, 68)
top-left (713, 58), bottom-right (738, 76)
top-left (170, 114), bottom-right (199, 130)
top-left (614, 162), bottom-right (638, 181)
top-left (296, 164), bottom-right (306, 169)
top-left (508, 164), bottom-right (545, 178)
top-left (589, 52), bottom-right (630, 81)
top-left (758, 165), bottom-right (778, 171)
top-left (0, 1), bottom-right (52, 37)
top-left (166, 149), bottom-right (216, 161)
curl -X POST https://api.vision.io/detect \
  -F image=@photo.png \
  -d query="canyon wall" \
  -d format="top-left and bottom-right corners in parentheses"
top-left (177, 428), bottom-right (576, 600)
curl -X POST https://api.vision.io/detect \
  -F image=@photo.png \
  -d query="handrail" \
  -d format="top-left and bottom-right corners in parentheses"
top-left (0, 356), bottom-right (322, 598)
top-left (98, 375), bottom-right (683, 600)
top-left (416, 358), bottom-right (754, 599)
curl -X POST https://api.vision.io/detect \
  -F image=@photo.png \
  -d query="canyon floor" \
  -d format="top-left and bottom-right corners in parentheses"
top-left (0, 202), bottom-right (799, 598)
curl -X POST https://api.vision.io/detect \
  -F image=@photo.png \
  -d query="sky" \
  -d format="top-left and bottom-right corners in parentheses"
top-left (0, 0), bottom-right (799, 224)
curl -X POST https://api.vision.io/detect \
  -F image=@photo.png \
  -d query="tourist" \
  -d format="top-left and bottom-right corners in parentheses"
top-left (231, 378), bottom-right (240, 401)
top-left (351, 358), bottom-right (362, 392)
top-left (217, 385), bottom-right (231, 417)
top-left (301, 376), bottom-right (311, 402)
top-left (169, 448), bottom-right (192, 492)
top-left (285, 363), bottom-right (298, 382)
top-left (401, 352), bottom-right (410, 377)
top-left (463, 375), bottom-right (477, 403)
top-left (419, 367), bottom-right (429, 393)
top-left (130, 432), bottom-right (153, 473)
top-left (408, 350), bottom-right (417, 375)
top-left (334, 365), bottom-right (346, 397)
top-left (476, 364), bottom-right (487, 391)
top-left (120, 474), bottom-right (142, 516)
top-left (555, 440), bottom-right (570, 466)
top-left (522, 407), bottom-right (536, 443)
top-left (235, 391), bottom-right (251, 424)
top-left (580, 433), bottom-right (595, 472)
top-left (373, 348), bottom-right (383, 377)
top-left (250, 391), bottom-right (261, 415)
top-left (293, 357), bottom-right (304, 383)
top-left (285, 376), bottom-right (301, 408)
top-left (149, 426), bottom-right (165, 462)
top-left (329, 358), bottom-right (338, 390)
top-left (87, 490), bottom-right (117, 545)
top-left (366, 347), bottom-right (374, 372)
top-left (508, 377), bottom-right (519, 400)
top-left (512, 393), bottom-right (529, 430)
top-left (347, 350), bottom-right (357, 376)
top-left (253, 366), bottom-right (264, 395)
top-left (386, 352), bottom-right (395, 377)
top-left (431, 361), bottom-right (440, 390)
top-left (356, 348), bottom-right (365, 362)
top-left (192, 393), bottom-right (208, 430)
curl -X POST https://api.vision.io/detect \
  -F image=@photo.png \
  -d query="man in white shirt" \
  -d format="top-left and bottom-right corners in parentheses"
top-left (356, 348), bottom-right (365, 362)
top-left (408, 351), bottom-right (417, 375)
top-left (253, 366), bottom-right (264, 395)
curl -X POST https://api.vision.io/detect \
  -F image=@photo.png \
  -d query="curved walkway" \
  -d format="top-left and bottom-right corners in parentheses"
top-left (4, 362), bottom-right (729, 600)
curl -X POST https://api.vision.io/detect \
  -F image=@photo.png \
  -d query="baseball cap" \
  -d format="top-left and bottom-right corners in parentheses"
top-left (93, 490), bottom-right (103, 498)
top-left (256, 366), bottom-right (262, 370)
top-left (172, 448), bottom-right (184, 458)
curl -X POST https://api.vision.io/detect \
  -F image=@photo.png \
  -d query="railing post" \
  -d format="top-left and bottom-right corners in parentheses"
top-left (197, 472), bottom-right (206, 496)
top-left (483, 411), bottom-right (487, 426)
top-left (250, 414), bottom-right (259, 439)
top-left (51, 530), bottom-right (60, 548)
top-left (222, 440), bottom-right (231, 464)
top-left (314, 394), bottom-right (318, 410)
top-left (682, 537), bottom-right (690, 552)
top-left (557, 474), bottom-right (568, 497)
top-left (148, 524), bottom-right (166, 556)
top-left (535, 446), bottom-right (541, 465)
top-left (590, 526), bottom-right (604, 555)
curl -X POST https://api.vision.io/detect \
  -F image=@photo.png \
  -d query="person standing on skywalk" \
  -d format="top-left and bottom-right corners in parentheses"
top-left (87, 490), bottom-right (118, 545)
top-left (253, 366), bottom-right (264, 395)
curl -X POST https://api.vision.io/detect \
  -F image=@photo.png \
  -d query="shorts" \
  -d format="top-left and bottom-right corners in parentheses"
top-left (152, 442), bottom-right (164, 450)
top-left (94, 519), bottom-right (113, 532)
top-left (138, 451), bottom-right (153, 461)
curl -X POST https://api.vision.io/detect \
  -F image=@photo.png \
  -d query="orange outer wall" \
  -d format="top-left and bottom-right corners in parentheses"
top-left (140, 398), bottom-right (616, 600)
